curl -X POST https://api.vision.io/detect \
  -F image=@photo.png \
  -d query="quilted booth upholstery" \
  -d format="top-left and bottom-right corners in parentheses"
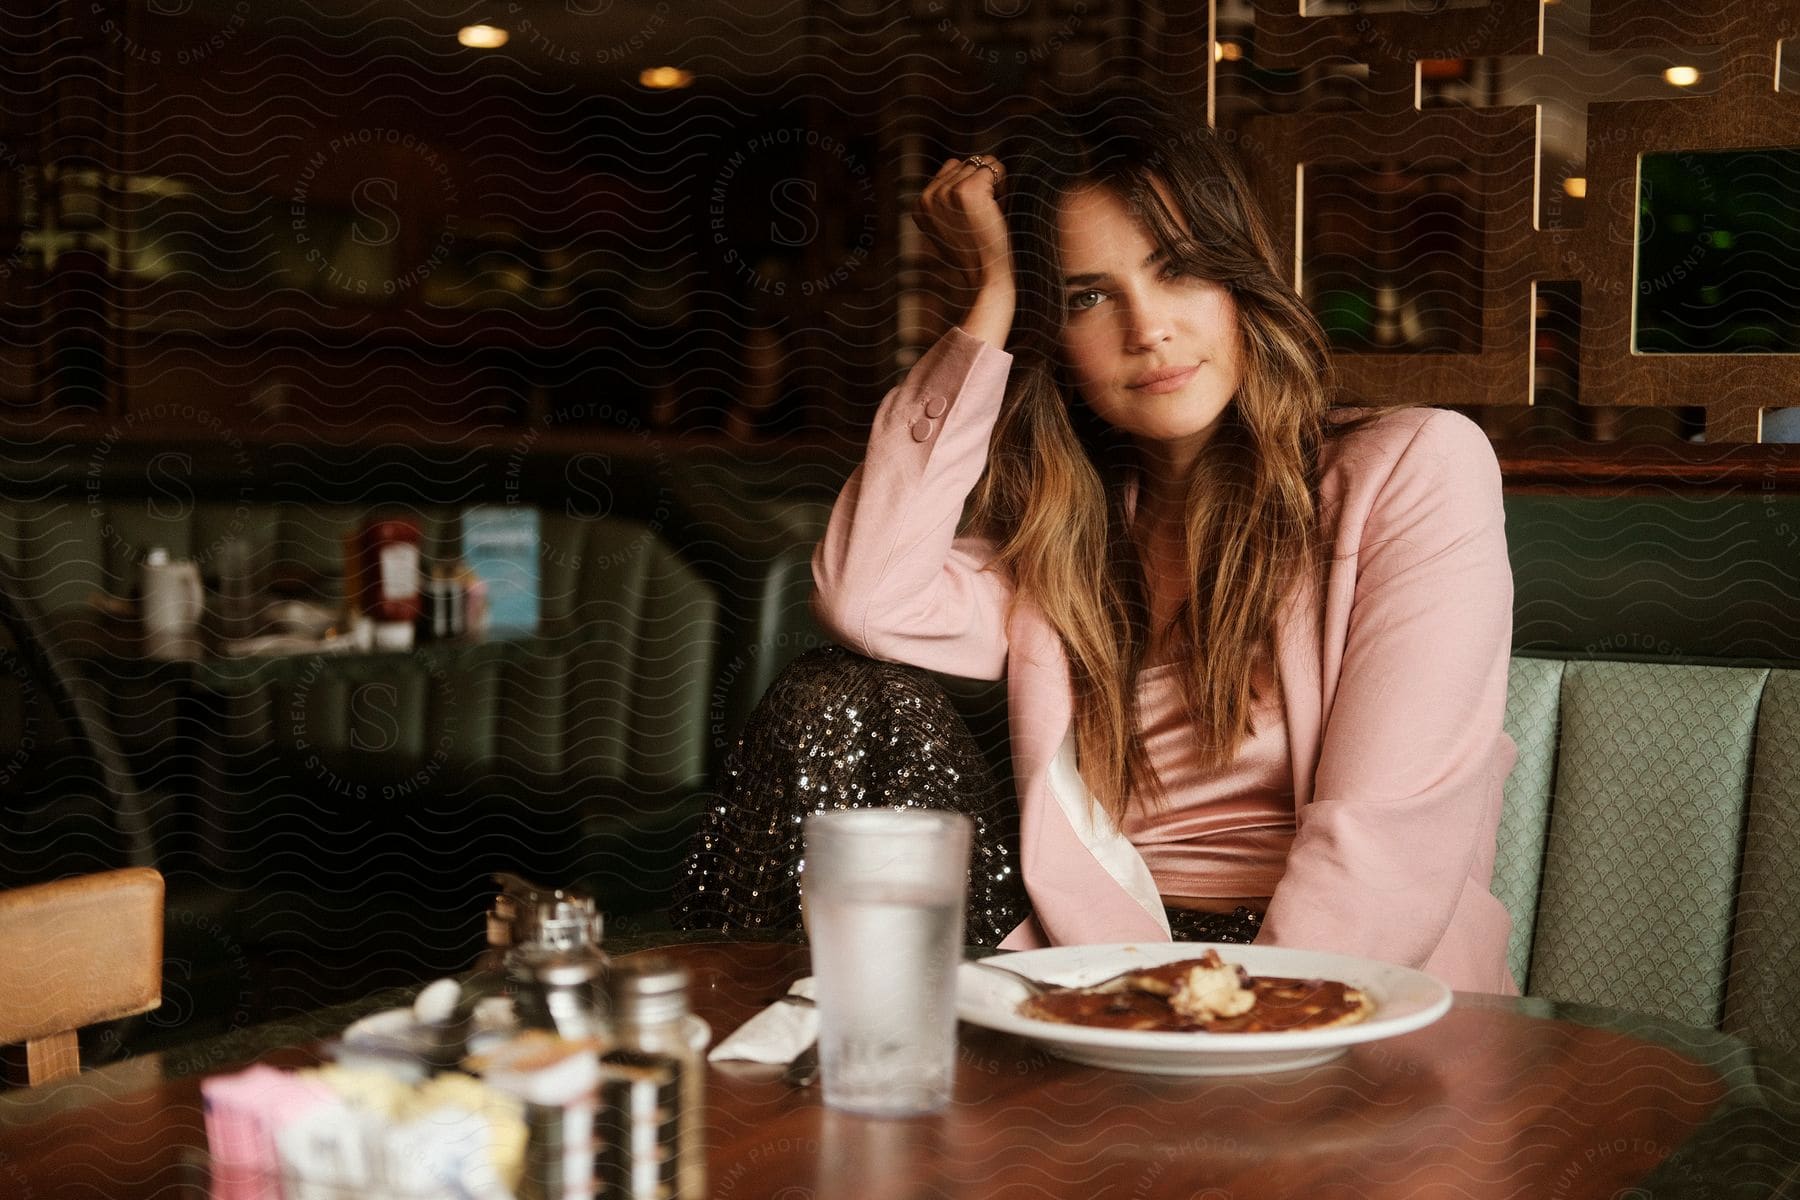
top-left (1727, 670), bottom-right (1800, 1051)
top-left (1494, 659), bottom-right (1789, 1047)
top-left (1490, 490), bottom-right (1800, 1053)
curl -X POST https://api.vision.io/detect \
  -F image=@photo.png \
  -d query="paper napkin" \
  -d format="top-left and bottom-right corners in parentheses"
top-left (707, 978), bottom-right (819, 1065)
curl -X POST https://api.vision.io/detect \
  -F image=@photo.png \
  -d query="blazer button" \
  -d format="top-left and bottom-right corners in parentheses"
top-left (910, 417), bottom-right (934, 442)
top-left (924, 395), bottom-right (948, 419)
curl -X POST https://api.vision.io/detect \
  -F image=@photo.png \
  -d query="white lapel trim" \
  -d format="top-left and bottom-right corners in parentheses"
top-left (1045, 733), bottom-right (1173, 937)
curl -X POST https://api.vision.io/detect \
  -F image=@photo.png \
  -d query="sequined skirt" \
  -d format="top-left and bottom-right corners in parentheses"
top-left (671, 646), bottom-right (1031, 946)
top-left (1165, 905), bottom-right (1264, 944)
top-left (671, 646), bottom-right (1263, 948)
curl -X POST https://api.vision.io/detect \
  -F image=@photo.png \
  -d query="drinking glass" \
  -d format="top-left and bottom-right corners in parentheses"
top-left (802, 808), bottom-right (971, 1116)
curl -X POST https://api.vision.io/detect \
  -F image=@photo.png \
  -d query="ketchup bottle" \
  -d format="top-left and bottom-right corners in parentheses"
top-left (360, 518), bottom-right (423, 641)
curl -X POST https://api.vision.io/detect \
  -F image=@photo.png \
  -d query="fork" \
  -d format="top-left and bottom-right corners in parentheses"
top-left (966, 957), bottom-right (1060, 997)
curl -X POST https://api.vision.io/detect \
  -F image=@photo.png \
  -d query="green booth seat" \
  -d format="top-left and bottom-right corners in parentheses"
top-left (1491, 657), bottom-right (1800, 1055)
top-left (185, 515), bottom-right (719, 924)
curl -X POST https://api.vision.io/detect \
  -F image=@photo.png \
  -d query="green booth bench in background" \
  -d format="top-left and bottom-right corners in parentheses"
top-left (1, 432), bottom-right (1797, 1059)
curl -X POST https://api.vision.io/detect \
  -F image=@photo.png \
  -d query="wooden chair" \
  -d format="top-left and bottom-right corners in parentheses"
top-left (0, 867), bottom-right (163, 1085)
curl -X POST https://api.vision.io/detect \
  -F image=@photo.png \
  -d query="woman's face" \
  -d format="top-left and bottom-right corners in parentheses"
top-left (1056, 184), bottom-right (1244, 467)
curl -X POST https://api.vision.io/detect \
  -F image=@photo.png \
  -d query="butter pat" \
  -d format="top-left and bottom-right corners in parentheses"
top-left (1169, 960), bottom-right (1255, 1021)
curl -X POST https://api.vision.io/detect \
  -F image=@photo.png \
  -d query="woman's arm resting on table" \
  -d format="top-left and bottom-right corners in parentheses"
top-left (1263, 410), bottom-right (1515, 973)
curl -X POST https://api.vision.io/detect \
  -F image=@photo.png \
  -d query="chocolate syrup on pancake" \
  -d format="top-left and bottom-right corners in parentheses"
top-left (1020, 958), bottom-right (1365, 1033)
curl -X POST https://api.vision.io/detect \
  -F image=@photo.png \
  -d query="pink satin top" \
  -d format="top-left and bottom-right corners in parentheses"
top-left (1120, 661), bottom-right (1296, 901)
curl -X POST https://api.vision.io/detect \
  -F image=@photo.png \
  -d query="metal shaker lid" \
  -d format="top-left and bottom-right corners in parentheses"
top-left (490, 874), bottom-right (603, 953)
top-left (525, 894), bottom-right (603, 953)
top-left (607, 954), bottom-right (690, 1028)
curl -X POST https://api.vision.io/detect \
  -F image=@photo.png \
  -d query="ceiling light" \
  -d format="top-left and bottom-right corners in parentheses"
top-left (1563, 177), bottom-right (1587, 199)
top-left (1214, 41), bottom-right (1243, 63)
top-left (1663, 65), bottom-right (1701, 87)
top-left (640, 66), bottom-right (694, 89)
top-left (458, 24), bottom-right (508, 49)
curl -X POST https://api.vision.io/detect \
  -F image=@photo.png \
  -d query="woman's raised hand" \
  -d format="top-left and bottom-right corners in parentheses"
top-left (915, 155), bottom-right (1015, 347)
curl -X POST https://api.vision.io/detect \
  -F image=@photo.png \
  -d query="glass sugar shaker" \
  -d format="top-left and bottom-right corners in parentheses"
top-left (512, 946), bottom-right (611, 1044)
top-left (447, 877), bottom-right (608, 1062)
top-left (507, 883), bottom-right (611, 1037)
top-left (596, 956), bottom-right (706, 1199)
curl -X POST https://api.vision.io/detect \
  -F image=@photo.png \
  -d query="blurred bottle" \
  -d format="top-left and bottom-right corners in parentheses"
top-left (141, 548), bottom-right (203, 660)
top-left (359, 517), bottom-right (422, 651)
top-left (419, 560), bottom-right (469, 642)
top-left (340, 530), bottom-right (364, 622)
top-left (215, 537), bottom-right (260, 643)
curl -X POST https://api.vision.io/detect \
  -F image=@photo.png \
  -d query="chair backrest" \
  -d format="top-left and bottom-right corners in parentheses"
top-left (0, 867), bottom-right (163, 1085)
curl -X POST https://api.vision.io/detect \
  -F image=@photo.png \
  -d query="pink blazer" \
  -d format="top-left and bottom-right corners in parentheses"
top-left (812, 328), bottom-right (1519, 993)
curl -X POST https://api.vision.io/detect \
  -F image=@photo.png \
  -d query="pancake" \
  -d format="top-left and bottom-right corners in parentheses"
top-left (1018, 953), bottom-right (1372, 1033)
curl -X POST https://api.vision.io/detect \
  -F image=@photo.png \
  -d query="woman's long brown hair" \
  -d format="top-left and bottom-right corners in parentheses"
top-left (968, 85), bottom-right (1351, 826)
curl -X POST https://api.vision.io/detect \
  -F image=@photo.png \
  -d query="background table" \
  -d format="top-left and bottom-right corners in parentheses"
top-left (2, 939), bottom-right (1797, 1198)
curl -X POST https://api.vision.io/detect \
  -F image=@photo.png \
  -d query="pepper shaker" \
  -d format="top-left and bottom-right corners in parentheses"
top-left (596, 956), bottom-right (706, 1199)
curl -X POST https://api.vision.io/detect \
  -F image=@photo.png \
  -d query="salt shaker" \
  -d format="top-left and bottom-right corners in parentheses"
top-left (596, 956), bottom-right (706, 1199)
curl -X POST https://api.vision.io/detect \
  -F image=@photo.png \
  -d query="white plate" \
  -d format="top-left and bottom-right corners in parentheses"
top-left (957, 942), bottom-right (1452, 1076)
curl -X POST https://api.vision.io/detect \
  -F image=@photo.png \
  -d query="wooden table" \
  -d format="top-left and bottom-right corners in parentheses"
top-left (3, 940), bottom-right (1796, 1198)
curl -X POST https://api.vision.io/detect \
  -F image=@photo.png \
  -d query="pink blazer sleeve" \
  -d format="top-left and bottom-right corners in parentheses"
top-left (1261, 411), bottom-right (1514, 969)
top-left (810, 327), bottom-right (1016, 681)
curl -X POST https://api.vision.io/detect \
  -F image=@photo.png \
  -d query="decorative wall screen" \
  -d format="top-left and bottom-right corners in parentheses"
top-left (1236, 0), bottom-right (1800, 442)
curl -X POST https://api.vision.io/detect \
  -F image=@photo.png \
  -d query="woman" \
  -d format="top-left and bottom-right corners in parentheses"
top-left (691, 87), bottom-right (1518, 992)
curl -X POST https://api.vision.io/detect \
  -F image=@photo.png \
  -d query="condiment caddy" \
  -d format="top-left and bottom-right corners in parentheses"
top-left (200, 875), bottom-right (708, 1200)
